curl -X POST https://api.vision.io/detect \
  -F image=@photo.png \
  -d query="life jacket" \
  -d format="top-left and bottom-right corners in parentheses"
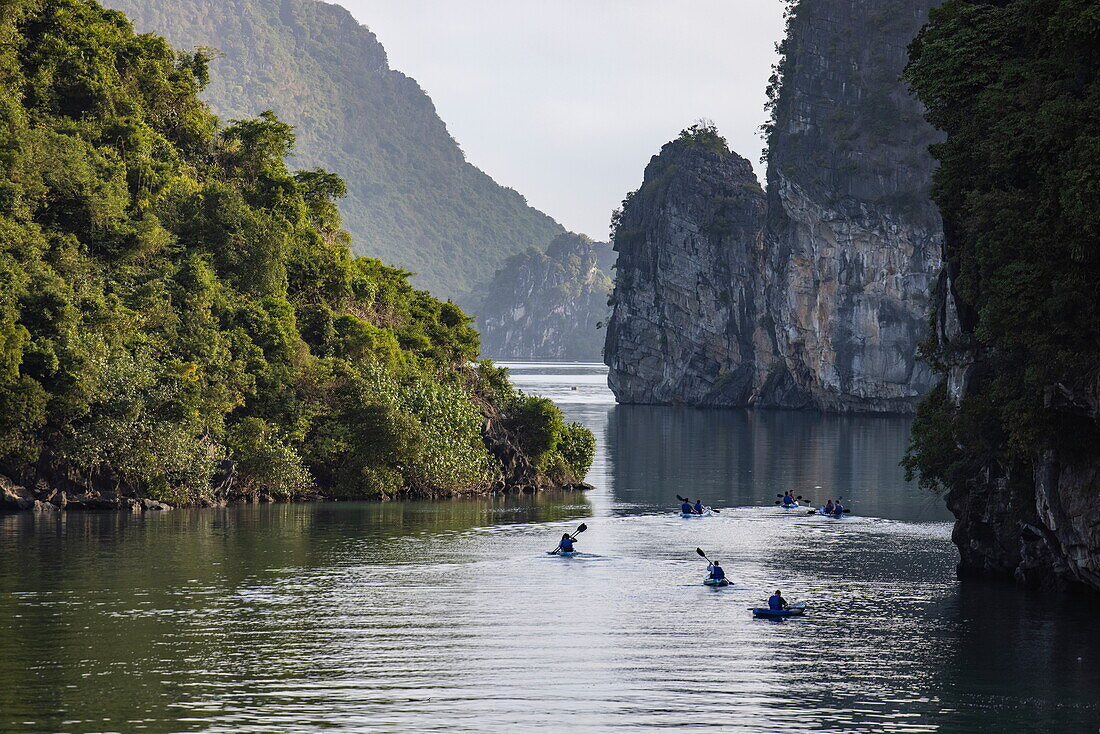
top-left (693, 503), bottom-right (704, 514)
top-left (709, 565), bottom-right (725, 580)
top-left (559, 538), bottom-right (575, 552)
top-left (681, 503), bottom-right (693, 514)
top-left (769, 595), bottom-right (784, 610)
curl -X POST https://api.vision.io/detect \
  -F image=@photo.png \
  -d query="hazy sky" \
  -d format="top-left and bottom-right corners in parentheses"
top-left (340, 0), bottom-right (786, 240)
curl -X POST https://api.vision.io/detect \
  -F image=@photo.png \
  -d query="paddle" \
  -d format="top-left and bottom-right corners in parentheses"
top-left (695, 547), bottom-right (712, 564)
top-left (677, 495), bottom-right (720, 513)
top-left (550, 523), bottom-right (587, 554)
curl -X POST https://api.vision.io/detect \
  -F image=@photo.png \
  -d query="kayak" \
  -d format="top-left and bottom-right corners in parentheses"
top-left (818, 507), bottom-right (843, 517)
top-left (680, 510), bottom-right (713, 517)
top-left (752, 607), bottom-right (805, 618)
top-left (703, 577), bottom-right (730, 587)
top-left (781, 503), bottom-right (800, 509)
top-left (548, 550), bottom-right (578, 556)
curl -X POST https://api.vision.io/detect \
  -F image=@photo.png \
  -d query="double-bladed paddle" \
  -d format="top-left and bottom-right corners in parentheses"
top-left (550, 523), bottom-right (587, 554)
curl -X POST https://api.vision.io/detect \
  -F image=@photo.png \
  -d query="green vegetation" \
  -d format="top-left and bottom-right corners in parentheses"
top-left (106, 0), bottom-right (564, 306)
top-left (902, 0), bottom-right (1100, 490)
top-left (676, 120), bottom-right (729, 156)
top-left (0, 0), bottom-right (592, 503)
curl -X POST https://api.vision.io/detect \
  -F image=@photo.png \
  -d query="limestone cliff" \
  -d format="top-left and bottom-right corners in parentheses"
top-left (478, 234), bottom-right (613, 362)
top-left (604, 0), bottom-right (943, 414)
top-left (603, 129), bottom-right (768, 404)
top-left (760, 0), bottom-right (943, 412)
top-left (903, 0), bottom-right (1100, 591)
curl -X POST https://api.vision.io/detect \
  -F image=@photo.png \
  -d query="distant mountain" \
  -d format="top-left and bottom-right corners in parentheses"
top-left (478, 234), bottom-right (613, 362)
top-left (106, 0), bottom-right (563, 306)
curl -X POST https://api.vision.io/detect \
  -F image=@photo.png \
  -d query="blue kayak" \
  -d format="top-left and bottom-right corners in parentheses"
top-left (818, 507), bottom-right (843, 517)
top-left (752, 607), bottom-right (805, 618)
top-left (680, 510), bottom-right (713, 517)
top-left (548, 550), bottom-right (578, 556)
top-left (703, 577), bottom-right (730, 587)
top-left (781, 503), bottom-right (800, 509)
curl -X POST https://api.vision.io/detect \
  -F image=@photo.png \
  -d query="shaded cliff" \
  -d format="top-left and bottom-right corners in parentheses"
top-left (478, 234), bottom-right (613, 362)
top-left (604, 127), bottom-right (768, 404)
top-left (604, 0), bottom-right (943, 414)
top-left (105, 0), bottom-right (563, 305)
top-left (904, 0), bottom-right (1100, 591)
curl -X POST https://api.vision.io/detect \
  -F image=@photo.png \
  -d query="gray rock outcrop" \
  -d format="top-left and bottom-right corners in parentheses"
top-left (603, 0), bottom-right (943, 414)
top-left (603, 134), bottom-right (768, 404)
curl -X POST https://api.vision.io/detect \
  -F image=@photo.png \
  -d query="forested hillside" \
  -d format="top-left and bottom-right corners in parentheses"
top-left (104, 0), bottom-right (564, 306)
top-left (0, 0), bottom-right (593, 509)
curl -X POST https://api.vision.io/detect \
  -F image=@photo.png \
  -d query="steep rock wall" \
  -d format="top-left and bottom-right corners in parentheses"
top-left (477, 234), bottom-right (613, 362)
top-left (761, 0), bottom-right (943, 412)
top-left (604, 135), bottom-right (768, 405)
top-left (604, 0), bottom-right (943, 414)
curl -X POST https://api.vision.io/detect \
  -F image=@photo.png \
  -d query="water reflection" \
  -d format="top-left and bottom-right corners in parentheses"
top-left (1, 364), bottom-right (1096, 733)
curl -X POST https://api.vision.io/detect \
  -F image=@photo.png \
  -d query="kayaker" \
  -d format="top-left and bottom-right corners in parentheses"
top-left (823, 499), bottom-right (836, 514)
top-left (693, 500), bottom-right (705, 514)
top-left (834, 500), bottom-right (845, 514)
top-left (681, 500), bottom-right (694, 514)
top-left (708, 561), bottom-right (726, 581)
top-left (782, 492), bottom-right (796, 505)
top-left (557, 533), bottom-right (577, 553)
top-left (768, 590), bottom-right (788, 610)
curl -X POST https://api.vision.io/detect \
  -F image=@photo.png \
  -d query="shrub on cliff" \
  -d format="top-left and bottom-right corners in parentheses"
top-left (0, 0), bottom-right (592, 503)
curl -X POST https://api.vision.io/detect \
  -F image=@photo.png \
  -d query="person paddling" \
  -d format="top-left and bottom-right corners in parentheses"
top-left (557, 533), bottom-right (577, 554)
top-left (681, 500), bottom-right (694, 515)
top-left (708, 560), bottom-right (726, 581)
top-left (823, 499), bottom-right (836, 515)
top-left (693, 499), bottom-right (705, 515)
top-left (833, 499), bottom-right (845, 514)
top-left (782, 492), bottom-right (796, 506)
top-left (768, 589), bottom-right (788, 610)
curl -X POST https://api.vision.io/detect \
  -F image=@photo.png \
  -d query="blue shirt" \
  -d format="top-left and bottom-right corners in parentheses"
top-left (783, 495), bottom-right (795, 504)
top-left (769, 594), bottom-right (786, 610)
top-left (693, 502), bottom-right (704, 514)
top-left (559, 538), bottom-right (575, 552)
top-left (708, 565), bottom-right (725, 580)
top-left (681, 503), bottom-right (693, 514)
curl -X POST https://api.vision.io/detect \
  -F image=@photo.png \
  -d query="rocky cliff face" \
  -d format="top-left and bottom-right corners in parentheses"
top-left (604, 132), bottom-right (769, 404)
top-left (477, 234), bottom-right (613, 362)
top-left (604, 0), bottom-right (943, 413)
top-left (761, 0), bottom-right (943, 412)
top-left (932, 274), bottom-right (1100, 591)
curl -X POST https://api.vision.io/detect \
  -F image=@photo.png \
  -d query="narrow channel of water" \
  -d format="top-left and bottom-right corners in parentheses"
top-left (1, 363), bottom-right (1096, 733)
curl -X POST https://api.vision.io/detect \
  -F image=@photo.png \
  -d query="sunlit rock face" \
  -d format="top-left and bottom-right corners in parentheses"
top-left (604, 0), bottom-right (943, 414)
top-left (604, 139), bottom-right (768, 406)
top-left (760, 0), bottom-right (944, 413)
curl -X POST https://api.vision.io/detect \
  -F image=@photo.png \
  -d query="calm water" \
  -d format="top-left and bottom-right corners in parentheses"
top-left (1, 363), bottom-right (1098, 733)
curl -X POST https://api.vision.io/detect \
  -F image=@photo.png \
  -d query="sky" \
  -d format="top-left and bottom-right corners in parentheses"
top-left (338, 0), bottom-right (787, 241)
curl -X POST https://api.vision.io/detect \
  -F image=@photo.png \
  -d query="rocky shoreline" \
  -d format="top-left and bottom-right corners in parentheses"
top-left (0, 472), bottom-right (594, 514)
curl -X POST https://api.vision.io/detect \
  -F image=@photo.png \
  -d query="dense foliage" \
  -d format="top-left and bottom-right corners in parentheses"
top-left (105, 0), bottom-right (564, 306)
top-left (902, 0), bottom-right (1100, 489)
top-left (0, 0), bottom-right (592, 503)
